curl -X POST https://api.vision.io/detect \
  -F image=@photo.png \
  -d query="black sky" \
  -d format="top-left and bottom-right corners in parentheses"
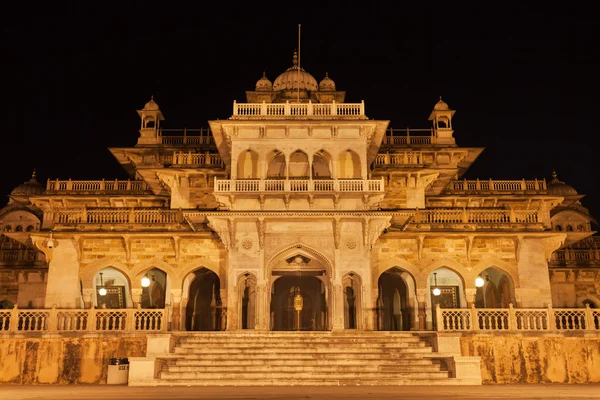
top-left (1, 4), bottom-right (598, 220)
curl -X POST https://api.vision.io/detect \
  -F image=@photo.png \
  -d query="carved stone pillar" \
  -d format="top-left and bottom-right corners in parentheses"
top-left (170, 289), bottom-right (182, 331)
top-left (131, 288), bottom-right (142, 308)
top-left (416, 288), bottom-right (429, 330)
top-left (464, 288), bottom-right (477, 307)
top-left (332, 283), bottom-right (344, 331)
top-left (82, 288), bottom-right (94, 309)
top-left (255, 283), bottom-right (269, 330)
top-left (41, 238), bottom-right (81, 308)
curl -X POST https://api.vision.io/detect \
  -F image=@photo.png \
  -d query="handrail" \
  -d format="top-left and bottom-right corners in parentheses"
top-left (46, 179), bottom-right (151, 193)
top-left (436, 304), bottom-right (599, 331)
top-left (445, 179), bottom-right (547, 192)
top-left (231, 100), bottom-right (366, 119)
top-left (0, 306), bottom-right (167, 333)
top-left (54, 208), bottom-right (181, 224)
top-left (213, 178), bottom-right (384, 193)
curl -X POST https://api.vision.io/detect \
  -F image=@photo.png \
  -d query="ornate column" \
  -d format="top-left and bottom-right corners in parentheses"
top-left (416, 288), bottom-right (429, 330)
top-left (332, 282), bottom-right (345, 331)
top-left (82, 288), bottom-right (94, 309)
top-left (464, 288), bottom-right (477, 307)
top-left (170, 289), bottom-right (182, 331)
top-left (131, 288), bottom-right (142, 308)
top-left (255, 282), bottom-right (269, 330)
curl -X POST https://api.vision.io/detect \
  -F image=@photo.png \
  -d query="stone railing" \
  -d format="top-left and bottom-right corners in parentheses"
top-left (0, 248), bottom-right (39, 262)
top-left (374, 151), bottom-right (434, 166)
top-left (412, 208), bottom-right (539, 224)
top-left (0, 306), bottom-right (166, 333)
top-left (54, 208), bottom-right (181, 225)
top-left (436, 304), bottom-right (600, 332)
top-left (551, 249), bottom-right (600, 262)
top-left (214, 178), bottom-right (384, 193)
top-left (446, 179), bottom-right (547, 193)
top-left (46, 179), bottom-right (151, 193)
top-left (381, 128), bottom-right (434, 145)
top-left (231, 100), bottom-right (366, 119)
top-left (160, 128), bottom-right (214, 145)
top-left (171, 151), bottom-right (223, 167)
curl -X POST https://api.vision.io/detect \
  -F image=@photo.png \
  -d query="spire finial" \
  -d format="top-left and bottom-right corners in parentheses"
top-left (552, 169), bottom-right (557, 180)
top-left (262, 70), bottom-right (266, 78)
top-left (325, 72), bottom-right (329, 78)
top-left (439, 95), bottom-right (443, 101)
top-left (31, 169), bottom-right (36, 179)
top-left (150, 95), bottom-right (154, 101)
top-left (292, 50), bottom-right (298, 67)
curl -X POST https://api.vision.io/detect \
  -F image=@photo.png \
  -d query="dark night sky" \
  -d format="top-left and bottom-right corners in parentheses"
top-left (1, 4), bottom-right (598, 220)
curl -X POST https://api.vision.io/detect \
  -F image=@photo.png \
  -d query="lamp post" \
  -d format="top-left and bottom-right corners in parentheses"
top-left (98, 272), bottom-right (107, 297)
top-left (432, 272), bottom-right (441, 296)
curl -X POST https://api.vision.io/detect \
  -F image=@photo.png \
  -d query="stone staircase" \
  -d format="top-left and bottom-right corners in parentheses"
top-left (145, 331), bottom-right (477, 386)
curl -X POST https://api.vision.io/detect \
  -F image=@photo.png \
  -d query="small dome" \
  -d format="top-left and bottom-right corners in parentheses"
top-left (11, 170), bottom-right (44, 197)
top-left (255, 72), bottom-right (273, 91)
top-left (547, 170), bottom-right (578, 196)
top-left (143, 96), bottom-right (160, 111)
top-left (434, 97), bottom-right (450, 110)
top-left (273, 51), bottom-right (318, 92)
top-left (319, 73), bottom-right (336, 91)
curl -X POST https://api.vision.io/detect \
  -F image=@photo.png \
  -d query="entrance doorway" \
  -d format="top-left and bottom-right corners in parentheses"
top-left (377, 268), bottom-right (411, 331)
top-left (185, 268), bottom-right (223, 331)
top-left (270, 273), bottom-right (327, 331)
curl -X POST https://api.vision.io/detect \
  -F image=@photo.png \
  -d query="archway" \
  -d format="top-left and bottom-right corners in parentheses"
top-left (475, 267), bottom-right (515, 308)
top-left (289, 150), bottom-right (310, 178)
top-left (141, 268), bottom-right (167, 309)
top-left (185, 268), bottom-right (223, 331)
top-left (337, 150), bottom-right (361, 179)
top-left (93, 267), bottom-right (132, 308)
top-left (312, 150), bottom-right (332, 179)
top-left (428, 268), bottom-right (465, 330)
top-left (237, 150), bottom-right (259, 179)
top-left (238, 272), bottom-right (257, 329)
top-left (269, 254), bottom-right (329, 331)
top-left (343, 272), bottom-right (362, 329)
top-left (377, 267), bottom-right (412, 331)
top-left (266, 150), bottom-right (286, 178)
top-left (0, 299), bottom-right (14, 309)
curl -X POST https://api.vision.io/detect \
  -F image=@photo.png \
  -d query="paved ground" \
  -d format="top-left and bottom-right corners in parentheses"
top-left (1, 384), bottom-right (600, 400)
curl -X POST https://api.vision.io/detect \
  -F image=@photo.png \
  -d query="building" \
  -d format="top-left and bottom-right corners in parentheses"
top-left (1, 52), bottom-right (599, 385)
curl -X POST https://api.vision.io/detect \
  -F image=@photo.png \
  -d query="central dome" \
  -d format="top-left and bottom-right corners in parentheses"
top-left (272, 51), bottom-right (318, 92)
top-left (547, 170), bottom-right (578, 196)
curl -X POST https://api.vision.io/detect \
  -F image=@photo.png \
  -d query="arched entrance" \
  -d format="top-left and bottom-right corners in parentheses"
top-left (269, 254), bottom-right (330, 331)
top-left (185, 268), bottom-right (223, 331)
top-left (343, 272), bottom-right (362, 329)
top-left (238, 272), bottom-right (257, 330)
top-left (377, 268), bottom-right (412, 331)
top-left (475, 267), bottom-right (515, 308)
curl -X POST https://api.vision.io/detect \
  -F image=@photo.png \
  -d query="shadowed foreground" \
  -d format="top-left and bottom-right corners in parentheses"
top-left (1, 384), bottom-right (600, 400)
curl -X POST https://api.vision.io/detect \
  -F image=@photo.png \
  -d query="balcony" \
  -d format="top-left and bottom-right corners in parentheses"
top-left (46, 179), bottom-right (152, 194)
top-left (171, 152), bottom-right (224, 168)
top-left (230, 100), bottom-right (366, 120)
top-left (53, 208), bottom-right (184, 231)
top-left (444, 179), bottom-right (547, 194)
top-left (160, 128), bottom-right (214, 146)
top-left (214, 178), bottom-right (384, 194)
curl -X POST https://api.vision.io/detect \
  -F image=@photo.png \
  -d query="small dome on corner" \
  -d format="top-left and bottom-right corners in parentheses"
top-left (319, 73), bottom-right (336, 91)
top-left (143, 96), bottom-right (160, 111)
top-left (547, 170), bottom-right (578, 196)
top-left (433, 96), bottom-right (450, 111)
top-left (255, 72), bottom-right (273, 91)
top-left (11, 170), bottom-right (44, 197)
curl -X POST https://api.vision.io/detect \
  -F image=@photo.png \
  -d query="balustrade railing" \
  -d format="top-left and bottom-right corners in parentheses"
top-left (213, 178), bottom-right (384, 193)
top-left (381, 128), bottom-right (434, 145)
top-left (446, 179), bottom-right (547, 193)
top-left (231, 100), bottom-right (366, 119)
top-left (551, 249), bottom-right (600, 262)
top-left (436, 304), bottom-right (600, 332)
top-left (412, 209), bottom-right (539, 224)
top-left (54, 208), bottom-right (181, 225)
top-left (160, 128), bottom-right (214, 145)
top-left (46, 179), bottom-right (151, 193)
top-left (0, 248), bottom-right (39, 262)
top-left (171, 151), bottom-right (223, 167)
top-left (0, 306), bottom-right (167, 333)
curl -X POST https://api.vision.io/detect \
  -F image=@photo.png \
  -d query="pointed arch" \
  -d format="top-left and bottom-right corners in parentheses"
top-left (374, 257), bottom-right (419, 288)
top-left (471, 257), bottom-right (520, 288)
top-left (237, 149), bottom-right (259, 179)
top-left (266, 149), bottom-right (286, 178)
top-left (266, 243), bottom-right (333, 279)
top-left (237, 272), bottom-right (257, 330)
top-left (337, 149), bottom-right (361, 179)
top-left (418, 259), bottom-right (468, 289)
top-left (288, 150), bottom-right (310, 178)
top-left (178, 257), bottom-right (226, 287)
top-left (80, 258), bottom-right (132, 289)
top-left (342, 271), bottom-right (362, 329)
top-left (312, 149), bottom-right (332, 179)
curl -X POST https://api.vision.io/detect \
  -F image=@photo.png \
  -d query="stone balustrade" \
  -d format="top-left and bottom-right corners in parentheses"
top-left (381, 128), bottom-right (434, 145)
top-left (46, 179), bottom-right (151, 193)
top-left (446, 179), bottom-right (547, 193)
top-left (160, 128), bottom-right (214, 145)
top-left (0, 248), bottom-right (39, 262)
top-left (54, 208), bottom-right (181, 225)
top-left (214, 178), bottom-right (384, 193)
top-left (551, 248), bottom-right (600, 262)
top-left (436, 304), bottom-right (600, 332)
top-left (171, 151), bottom-right (223, 167)
top-left (231, 100), bottom-right (366, 119)
top-left (0, 306), bottom-right (166, 333)
top-left (412, 208), bottom-right (539, 224)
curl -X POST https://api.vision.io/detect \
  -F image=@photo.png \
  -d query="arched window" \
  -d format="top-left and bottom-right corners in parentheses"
top-left (26, 225), bottom-right (34, 232)
top-left (555, 225), bottom-right (562, 231)
top-left (15, 225), bottom-right (23, 232)
top-left (566, 225), bottom-right (574, 232)
top-left (3, 226), bottom-right (11, 232)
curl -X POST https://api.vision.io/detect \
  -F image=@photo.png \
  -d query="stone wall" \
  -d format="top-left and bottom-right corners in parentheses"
top-left (460, 332), bottom-right (600, 383)
top-left (0, 334), bottom-right (146, 384)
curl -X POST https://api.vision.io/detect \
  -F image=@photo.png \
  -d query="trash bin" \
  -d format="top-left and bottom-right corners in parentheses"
top-left (107, 357), bottom-right (129, 385)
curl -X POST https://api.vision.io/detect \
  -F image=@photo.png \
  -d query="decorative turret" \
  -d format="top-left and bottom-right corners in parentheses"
top-left (428, 96), bottom-right (456, 146)
top-left (136, 96), bottom-right (165, 145)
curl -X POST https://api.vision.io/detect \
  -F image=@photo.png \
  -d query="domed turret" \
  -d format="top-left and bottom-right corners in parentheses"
top-left (272, 51), bottom-right (318, 92)
top-left (547, 170), bottom-right (578, 196)
top-left (11, 170), bottom-right (44, 197)
top-left (319, 72), bottom-right (336, 91)
top-left (255, 72), bottom-right (273, 91)
top-left (142, 97), bottom-right (160, 111)
top-left (433, 97), bottom-right (450, 110)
